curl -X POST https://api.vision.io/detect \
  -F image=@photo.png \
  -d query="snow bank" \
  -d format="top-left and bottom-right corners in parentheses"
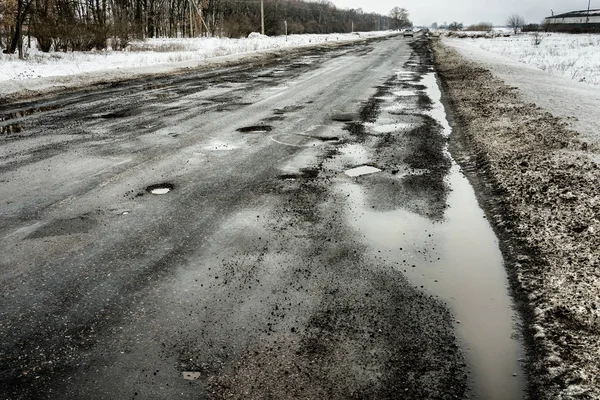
top-left (0, 32), bottom-right (393, 83)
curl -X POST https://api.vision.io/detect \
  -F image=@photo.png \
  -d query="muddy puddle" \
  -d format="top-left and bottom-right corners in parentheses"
top-left (339, 69), bottom-right (526, 399)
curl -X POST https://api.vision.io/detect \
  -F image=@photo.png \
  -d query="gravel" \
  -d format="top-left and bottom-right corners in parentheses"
top-left (433, 39), bottom-right (600, 399)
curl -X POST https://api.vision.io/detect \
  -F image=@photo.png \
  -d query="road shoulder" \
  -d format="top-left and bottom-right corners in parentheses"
top-left (433, 38), bottom-right (600, 399)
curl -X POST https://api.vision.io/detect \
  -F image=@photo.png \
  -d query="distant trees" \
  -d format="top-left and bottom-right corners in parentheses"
top-left (507, 14), bottom-right (525, 34)
top-left (0, 0), bottom-right (393, 54)
top-left (389, 6), bottom-right (411, 29)
top-left (465, 22), bottom-right (493, 32)
top-left (448, 21), bottom-right (463, 31)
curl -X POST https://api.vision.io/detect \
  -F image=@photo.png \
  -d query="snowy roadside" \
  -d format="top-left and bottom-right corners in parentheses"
top-left (433, 39), bottom-right (600, 399)
top-left (0, 31), bottom-right (396, 101)
top-left (443, 37), bottom-right (600, 149)
top-left (461, 33), bottom-right (600, 87)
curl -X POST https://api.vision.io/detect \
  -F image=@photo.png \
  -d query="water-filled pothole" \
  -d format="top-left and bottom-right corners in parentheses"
top-left (146, 183), bottom-right (175, 195)
top-left (237, 125), bottom-right (272, 133)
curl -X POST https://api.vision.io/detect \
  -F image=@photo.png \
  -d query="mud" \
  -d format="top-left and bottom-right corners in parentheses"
top-left (433, 39), bottom-right (600, 399)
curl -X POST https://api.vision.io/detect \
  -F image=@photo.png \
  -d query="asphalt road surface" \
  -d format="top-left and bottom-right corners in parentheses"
top-left (1, 35), bottom-right (520, 399)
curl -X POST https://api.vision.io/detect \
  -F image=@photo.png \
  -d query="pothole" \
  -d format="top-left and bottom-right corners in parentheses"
top-left (0, 124), bottom-right (22, 134)
top-left (393, 91), bottom-right (418, 97)
top-left (345, 165), bottom-right (382, 177)
top-left (100, 109), bottom-right (140, 119)
top-left (146, 183), bottom-right (175, 195)
top-left (237, 125), bottom-right (272, 133)
top-left (278, 168), bottom-right (319, 181)
top-left (331, 113), bottom-right (355, 122)
top-left (316, 136), bottom-right (340, 142)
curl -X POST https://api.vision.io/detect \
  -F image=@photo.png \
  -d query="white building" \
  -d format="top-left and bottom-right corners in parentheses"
top-left (545, 9), bottom-right (600, 32)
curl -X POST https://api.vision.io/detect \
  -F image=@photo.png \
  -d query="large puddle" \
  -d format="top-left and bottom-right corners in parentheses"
top-left (342, 71), bottom-right (526, 399)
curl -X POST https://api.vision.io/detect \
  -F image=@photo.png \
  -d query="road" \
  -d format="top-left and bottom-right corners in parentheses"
top-left (0, 35), bottom-right (522, 399)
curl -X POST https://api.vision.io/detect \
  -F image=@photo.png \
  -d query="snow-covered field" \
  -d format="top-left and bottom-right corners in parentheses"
top-left (466, 33), bottom-right (600, 86)
top-left (0, 32), bottom-right (393, 82)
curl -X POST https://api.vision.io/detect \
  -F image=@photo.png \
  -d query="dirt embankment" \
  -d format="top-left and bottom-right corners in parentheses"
top-left (432, 40), bottom-right (600, 399)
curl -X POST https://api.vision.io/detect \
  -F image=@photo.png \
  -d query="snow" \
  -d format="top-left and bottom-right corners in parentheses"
top-left (443, 36), bottom-right (600, 147)
top-left (457, 33), bottom-right (600, 86)
top-left (0, 32), bottom-right (395, 98)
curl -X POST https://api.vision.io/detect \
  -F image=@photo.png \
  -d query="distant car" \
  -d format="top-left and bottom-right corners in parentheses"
top-left (403, 29), bottom-right (414, 37)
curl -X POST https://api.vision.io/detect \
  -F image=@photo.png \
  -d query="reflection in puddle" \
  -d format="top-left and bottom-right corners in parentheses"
top-left (421, 73), bottom-right (452, 137)
top-left (341, 164), bottom-right (525, 399)
top-left (344, 165), bottom-right (381, 177)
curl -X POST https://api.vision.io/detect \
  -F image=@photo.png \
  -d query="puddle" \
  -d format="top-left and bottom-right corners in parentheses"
top-left (344, 165), bottom-right (381, 177)
top-left (237, 125), bottom-right (272, 133)
top-left (421, 72), bottom-right (452, 137)
top-left (146, 183), bottom-right (175, 195)
top-left (340, 68), bottom-right (526, 399)
top-left (0, 124), bottom-right (22, 134)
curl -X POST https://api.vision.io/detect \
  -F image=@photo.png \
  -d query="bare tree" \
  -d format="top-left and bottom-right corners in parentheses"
top-left (507, 14), bottom-right (525, 34)
top-left (389, 6), bottom-right (411, 30)
top-left (448, 21), bottom-right (463, 31)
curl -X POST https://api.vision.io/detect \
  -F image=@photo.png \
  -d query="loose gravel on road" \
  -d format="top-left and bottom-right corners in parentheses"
top-left (433, 39), bottom-right (600, 399)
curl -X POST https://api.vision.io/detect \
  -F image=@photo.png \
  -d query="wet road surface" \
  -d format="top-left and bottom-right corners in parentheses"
top-left (1, 35), bottom-right (525, 399)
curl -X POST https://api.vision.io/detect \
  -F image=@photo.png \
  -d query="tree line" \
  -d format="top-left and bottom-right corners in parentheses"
top-left (1, 0), bottom-right (405, 56)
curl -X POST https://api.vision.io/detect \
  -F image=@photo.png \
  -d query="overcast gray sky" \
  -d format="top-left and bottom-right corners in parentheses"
top-left (329, 0), bottom-right (594, 26)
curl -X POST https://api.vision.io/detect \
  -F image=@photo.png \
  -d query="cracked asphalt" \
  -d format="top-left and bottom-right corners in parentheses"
top-left (0, 35), bottom-right (492, 399)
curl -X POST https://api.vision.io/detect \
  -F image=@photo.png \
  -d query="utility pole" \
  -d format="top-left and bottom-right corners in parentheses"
top-left (587, 0), bottom-right (591, 24)
top-left (284, 20), bottom-right (287, 41)
top-left (261, 0), bottom-right (265, 35)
